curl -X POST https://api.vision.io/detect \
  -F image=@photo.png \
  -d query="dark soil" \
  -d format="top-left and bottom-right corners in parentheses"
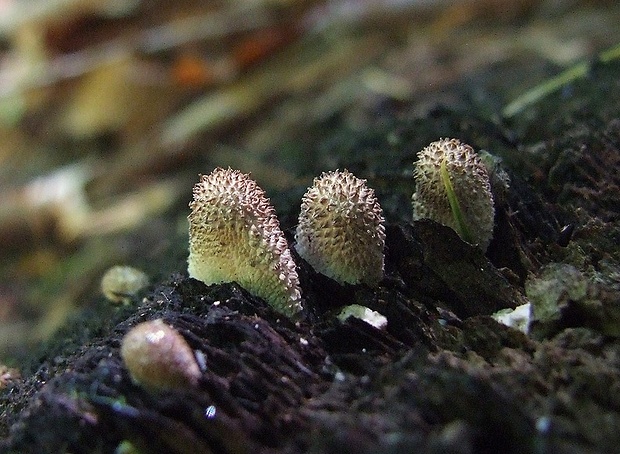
top-left (2, 60), bottom-right (620, 454)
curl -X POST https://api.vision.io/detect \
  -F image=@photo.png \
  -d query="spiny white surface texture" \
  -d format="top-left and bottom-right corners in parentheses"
top-left (296, 169), bottom-right (385, 285)
top-left (412, 138), bottom-right (495, 250)
top-left (188, 168), bottom-right (302, 317)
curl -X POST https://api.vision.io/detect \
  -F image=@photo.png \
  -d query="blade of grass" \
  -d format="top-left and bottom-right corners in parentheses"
top-left (502, 42), bottom-right (620, 118)
top-left (441, 156), bottom-right (473, 244)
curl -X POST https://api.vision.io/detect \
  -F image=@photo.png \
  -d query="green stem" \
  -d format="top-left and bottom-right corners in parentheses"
top-left (441, 157), bottom-right (473, 244)
top-left (502, 42), bottom-right (620, 118)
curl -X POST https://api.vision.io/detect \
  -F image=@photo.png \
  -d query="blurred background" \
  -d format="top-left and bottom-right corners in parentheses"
top-left (1, 0), bottom-right (619, 359)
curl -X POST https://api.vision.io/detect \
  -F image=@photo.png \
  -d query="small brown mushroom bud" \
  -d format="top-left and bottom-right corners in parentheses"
top-left (120, 319), bottom-right (201, 391)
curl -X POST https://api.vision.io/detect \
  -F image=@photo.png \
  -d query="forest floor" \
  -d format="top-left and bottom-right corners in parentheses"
top-left (1, 2), bottom-right (620, 453)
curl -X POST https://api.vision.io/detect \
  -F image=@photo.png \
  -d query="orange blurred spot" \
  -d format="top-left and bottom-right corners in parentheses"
top-left (232, 27), bottom-right (295, 69)
top-left (172, 55), bottom-right (216, 88)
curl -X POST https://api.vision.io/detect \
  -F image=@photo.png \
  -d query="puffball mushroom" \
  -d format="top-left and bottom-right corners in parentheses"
top-left (121, 319), bottom-right (201, 391)
top-left (295, 169), bottom-right (385, 286)
top-left (188, 168), bottom-right (302, 317)
top-left (101, 265), bottom-right (148, 304)
top-left (412, 138), bottom-right (495, 251)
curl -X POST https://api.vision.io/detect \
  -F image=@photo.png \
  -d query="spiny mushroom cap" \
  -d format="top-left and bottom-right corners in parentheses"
top-left (412, 138), bottom-right (495, 250)
top-left (121, 319), bottom-right (201, 391)
top-left (295, 169), bottom-right (385, 286)
top-left (188, 168), bottom-right (302, 317)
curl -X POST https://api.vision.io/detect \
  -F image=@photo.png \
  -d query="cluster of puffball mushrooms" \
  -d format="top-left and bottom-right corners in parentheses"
top-left (120, 138), bottom-right (496, 391)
